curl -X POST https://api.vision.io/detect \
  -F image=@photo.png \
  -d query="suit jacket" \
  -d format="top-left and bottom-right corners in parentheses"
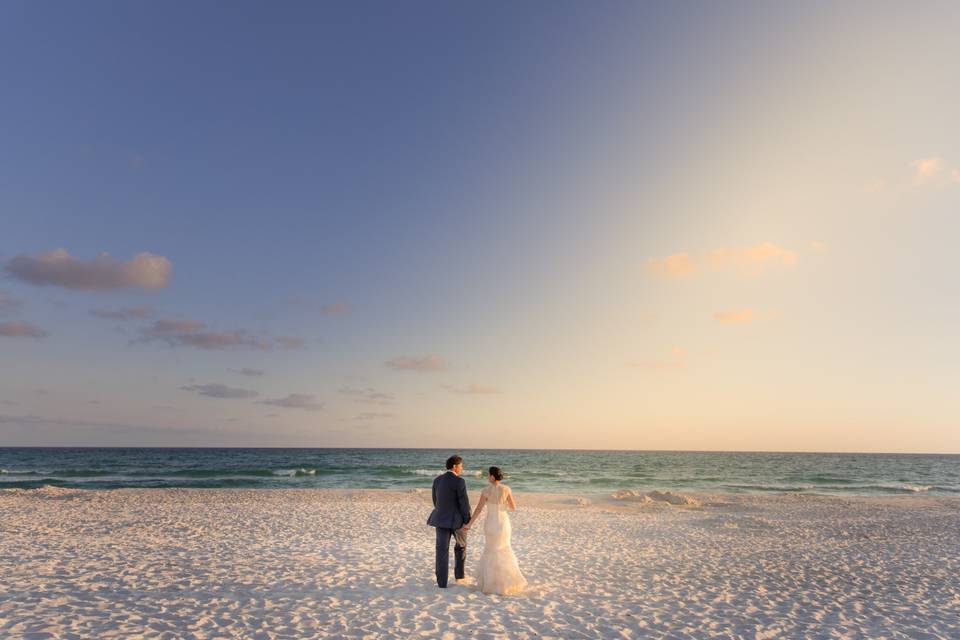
top-left (426, 471), bottom-right (471, 530)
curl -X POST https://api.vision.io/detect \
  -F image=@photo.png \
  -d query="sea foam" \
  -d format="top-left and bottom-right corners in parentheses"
top-left (272, 468), bottom-right (318, 477)
top-left (412, 469), bottom-right (483, 477)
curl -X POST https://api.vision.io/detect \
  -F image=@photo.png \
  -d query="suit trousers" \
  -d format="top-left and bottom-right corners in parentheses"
top-left (435, 527), bottom-right (466, 587)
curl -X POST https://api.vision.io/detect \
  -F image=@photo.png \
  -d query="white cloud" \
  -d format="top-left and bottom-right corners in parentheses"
top-left (6, 249), bottom-right (172, 291)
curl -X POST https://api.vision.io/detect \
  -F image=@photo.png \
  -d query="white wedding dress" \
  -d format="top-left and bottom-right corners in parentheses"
top-left (475, 483), bottom-right (527, 595)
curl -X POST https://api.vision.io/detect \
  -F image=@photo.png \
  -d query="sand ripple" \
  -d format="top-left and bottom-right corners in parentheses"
top-left (1, 488), bottom-right (958, 639)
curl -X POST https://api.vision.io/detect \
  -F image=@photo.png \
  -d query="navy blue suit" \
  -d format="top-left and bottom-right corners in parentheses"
top-left (426, 471), bottom-right (471, 587)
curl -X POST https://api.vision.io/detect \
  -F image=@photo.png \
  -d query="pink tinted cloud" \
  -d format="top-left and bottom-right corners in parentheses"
top-left (441, 383), bottom-right (501, 395)
top-left (353, 412), bottom-right (395, 421)
top-left (320, 303), bottom-right (349, 315)
top-left (911, 157), bottom-right (942, 184)
top-left (150, 318), bottom-right (206, 334)
top-left (138, 318), bottom-right (303, 351)
top-left (6, 249), bottom-right (172, 291)
top-left (632, 345), bottom-right (686, 370)
top-left (645, 252), bottom-right (695, 278)
top-left (181, 383), bottom-right (259, 399)
top-left (385, 354), bottom-right (447, 372)
top-left (0, 321), bottom-right (49, 338)
top-left (259, 393), bottom-right (324, 411)
top-left (91, 305), bottom-right (158, 320)
top-left (713, 309), bottom-right (756, 325)
top-left (648, 242), bottom-right (797, 278)
top-left (0, 290), bottom-right (22, 313)
top-left (339, 387), bottom-right (396, 404)
top-left (231, 368), bottom-right (266, 377)
top-left (275, 336), bottom-right (305, 349)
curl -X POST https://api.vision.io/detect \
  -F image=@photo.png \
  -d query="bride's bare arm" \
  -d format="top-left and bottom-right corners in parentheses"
top-left (465, 493), bottom-right (486, 529)
top-left (506, 487), bottom-right (516, 511)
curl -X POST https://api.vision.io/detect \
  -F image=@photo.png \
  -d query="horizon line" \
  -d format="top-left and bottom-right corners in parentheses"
top-left (1, 445), bottom-right (957, 456)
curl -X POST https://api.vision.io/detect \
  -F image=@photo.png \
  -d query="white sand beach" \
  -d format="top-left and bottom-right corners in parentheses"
top-left (1, 487), bottom-right (958, 639)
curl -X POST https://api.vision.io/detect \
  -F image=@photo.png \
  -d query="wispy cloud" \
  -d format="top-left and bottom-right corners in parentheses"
top-left (647, 242), bottom-right (797, 279)
top-left (713, 309), bottom-right (755, 324)
top-left (0, 321), bottom-right (49, 338)
top-left (905, 156), bottom-right (960, 188)
top-left (0, 290), bottom-right (22, 313)
top-left (441, 383), bottom-right (501, 395)
top-left (231, 368), bottom-right (266, 377)
top-left (339, 387), bottom-right (395, 405)
top-left (288, 296), bottom-right (350, 315)
top-left (320, 303), bottom-right (349, 315)
top-left (91, 305), bottom-right (158, 320)
top-left (0, 413), bottom-right (241, 444)
top-left (181, 383), bottom-right (259, 399)
top-left (385, 354), bottom-right (447, 372)
top-left (645, 252), bottom-right (696, 278)
top-left (259, 393), bottom-right (324, 411)
top-left (6, 249), bottom-right (172, 291)
top-left (631, 346), bottom-right (686, 370)
top-left (353, 412), bottom-right (395, 421)
top-left (809, 240), bottom-right (829, 254)
top-left (137, 318), bottom-right (303, 351)
top-left (274, 336), bottom-right (305, 349)
top-left (911, 157), bottom-right (942, 185)
top-left (712, 309), bottom-right (779, 325)
top-left (707, 242), bottom-right (797, 273)
top-left (151, 318), bottom-right (205, 333)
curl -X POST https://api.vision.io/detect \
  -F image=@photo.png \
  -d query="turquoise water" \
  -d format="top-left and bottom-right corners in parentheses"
top-left (1, 448), bottom-right (958, 495)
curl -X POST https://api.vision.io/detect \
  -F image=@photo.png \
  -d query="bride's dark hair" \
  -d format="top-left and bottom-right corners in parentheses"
top-left (488, 466), bottom-right (504, 481)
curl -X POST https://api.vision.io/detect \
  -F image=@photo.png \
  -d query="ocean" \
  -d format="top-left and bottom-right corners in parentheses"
top-left (1, 448), bottom-right (958, 496)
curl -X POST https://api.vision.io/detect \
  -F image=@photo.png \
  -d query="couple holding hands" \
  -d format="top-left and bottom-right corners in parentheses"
top-left (426, 455), bottom-right (527, 595)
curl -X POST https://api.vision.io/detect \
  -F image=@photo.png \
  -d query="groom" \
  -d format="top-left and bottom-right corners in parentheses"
top-left (426, 455), bottom-right (471, 588)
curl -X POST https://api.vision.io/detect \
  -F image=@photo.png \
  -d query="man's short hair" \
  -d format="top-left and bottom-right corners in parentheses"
top-left (445, 455), bottom-right (463, 470)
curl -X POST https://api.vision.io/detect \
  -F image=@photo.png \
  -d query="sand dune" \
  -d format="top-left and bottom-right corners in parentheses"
top-left (1, 487), bottom-right (958, 639)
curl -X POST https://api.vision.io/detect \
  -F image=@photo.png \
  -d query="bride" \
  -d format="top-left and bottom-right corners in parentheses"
top-left (463, 466), bottom-right (527, 595)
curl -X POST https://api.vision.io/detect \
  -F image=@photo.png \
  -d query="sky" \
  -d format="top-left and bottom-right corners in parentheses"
top-left (1, 1), bottom-right (959, 452)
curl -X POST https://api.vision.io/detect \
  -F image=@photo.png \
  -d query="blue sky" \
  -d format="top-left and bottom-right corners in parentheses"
top-left (2, 2), bottom-right (959, 451)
